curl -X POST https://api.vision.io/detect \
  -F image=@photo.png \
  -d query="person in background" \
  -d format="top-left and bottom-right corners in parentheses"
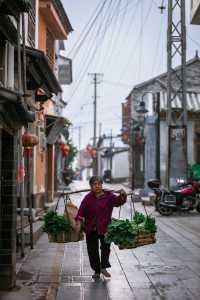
top-left (75, 176), bottom-right (127, 279)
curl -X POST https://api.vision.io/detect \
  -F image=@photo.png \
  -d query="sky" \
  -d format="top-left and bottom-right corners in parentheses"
top-left (60, 0), bottom-right (200, 150)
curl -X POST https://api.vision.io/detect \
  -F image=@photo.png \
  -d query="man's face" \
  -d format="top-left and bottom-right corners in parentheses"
top-left (91, 180), bottom-right (103, 194)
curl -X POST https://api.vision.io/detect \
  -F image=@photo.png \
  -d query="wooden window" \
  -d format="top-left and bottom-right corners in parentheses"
top-left (46, 29), bottom-right (54, 68)
top-left (28, 0), bottom-right (36, 47)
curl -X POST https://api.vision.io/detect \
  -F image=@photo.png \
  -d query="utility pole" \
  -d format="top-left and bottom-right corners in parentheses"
top-left (167, 0), bottom-right (187, 187)
top-left (131, 120), bottom-right (135, 191)
top-left (89, 73), bottom-right (103, 175)
top-left (155, 92), bottom-right (160, 181)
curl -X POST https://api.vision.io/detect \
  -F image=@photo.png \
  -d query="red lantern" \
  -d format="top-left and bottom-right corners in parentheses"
top-left (92, 149), bottom-right (97, 158)
top-left (86, 144), bottom-right (92, 155)
top-left (22, 131), bottom-right (39, 157)
top-left (60, 143), bottom-right (69, 158)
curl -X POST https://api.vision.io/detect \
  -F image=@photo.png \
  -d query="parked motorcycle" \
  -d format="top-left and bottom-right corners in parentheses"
top-left (147, 179), bottom-right (200, 216)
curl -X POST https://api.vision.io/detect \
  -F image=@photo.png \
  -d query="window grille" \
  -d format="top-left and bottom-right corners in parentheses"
top-left (28, 0), bottom-right (36, 47)
top-left (46, 29), bottom-right (54, 68)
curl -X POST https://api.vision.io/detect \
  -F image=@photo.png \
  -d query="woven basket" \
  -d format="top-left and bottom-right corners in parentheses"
top-left (118, 232), bottom-right (156, 250)
top-left (48, 230), bottom-right (84, 243)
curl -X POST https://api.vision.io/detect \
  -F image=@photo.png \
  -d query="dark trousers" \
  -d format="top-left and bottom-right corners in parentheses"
top-left (86, 231), bottom-right (111, 274)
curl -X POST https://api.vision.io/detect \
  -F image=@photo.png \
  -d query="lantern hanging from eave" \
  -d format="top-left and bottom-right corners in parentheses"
top-left (60, 143), bottom-right (69, 158)
top-left (22, 131), bottom-right (39, 158)
top-left (92, 148), bottom-right (97, 158)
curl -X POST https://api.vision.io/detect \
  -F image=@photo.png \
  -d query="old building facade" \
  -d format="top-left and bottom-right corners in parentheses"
top-left (123, 55), bottom-right (200, 189)
top-left (0, 0), bottom-right (73, 290)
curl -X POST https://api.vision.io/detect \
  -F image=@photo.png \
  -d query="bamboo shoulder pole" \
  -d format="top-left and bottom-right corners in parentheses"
top-left (61, 189), bottom-right (133, 196)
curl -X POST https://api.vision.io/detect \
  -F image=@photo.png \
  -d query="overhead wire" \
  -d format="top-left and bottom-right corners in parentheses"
top-left (66, 1), bottom-right (112, 105)
top-left (103, 80), bottom-right (132, 88)
top-left (98, 0), bottom-right (123, 71)
top-left (138, 0), bottom-right (144, 82)
top-left (150, 13), bottom-right (165, 76)
top-left (94, 0), bottom-right (137, 72)
top-left (67, 0), bottom-right (108, 59)
top-left (66, 0), bottom-right (139, 109)
top-left (67, 0), bottom-right (134, 108)
top-left (68, 3), bottom-right (112, 109)
top-left (102, 0), bottom-right (140, 85)
top-left (66, 1), bottom-right (102, 56)
top-left (117, 0), bottom-right (154, 83)
top-left (100, 0), bottom-right (135, 74)
top-left (66, 0), bottom-right (166, 146)
top-left (94, 0), bottom-right (115, 71)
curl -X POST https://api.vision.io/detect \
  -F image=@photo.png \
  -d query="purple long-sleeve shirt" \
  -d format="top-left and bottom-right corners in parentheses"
top-left (76, 191), bottom-right (126, 235)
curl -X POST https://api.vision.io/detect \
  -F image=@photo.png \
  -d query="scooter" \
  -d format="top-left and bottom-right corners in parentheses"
top-left (147, 179), bottom-right (200, 216)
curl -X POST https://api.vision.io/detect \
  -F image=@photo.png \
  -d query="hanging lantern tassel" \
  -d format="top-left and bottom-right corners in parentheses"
top-left (23, 147), bottom-right (34, 158)
top-left (16, 165), bottom-right (25, 183)
top-left (22, 131), bottom-right (39, 158)
top-left (60, 143), bottom-right (69, 158)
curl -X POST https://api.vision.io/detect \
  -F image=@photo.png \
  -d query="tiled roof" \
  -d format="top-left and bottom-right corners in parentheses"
top-left (160, 92), bottom-right (200, 112)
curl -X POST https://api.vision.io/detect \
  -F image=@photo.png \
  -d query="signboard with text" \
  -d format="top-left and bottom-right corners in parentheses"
top-left (58, 57), bottom-right (72, 85)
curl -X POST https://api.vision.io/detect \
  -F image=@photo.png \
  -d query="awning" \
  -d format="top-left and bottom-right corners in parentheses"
top-left (46, 115), bottom-right (70, 145)
top-left (159, 92), bottom-right (200, 112)
top-left (0, 87), bottom-right (35, 129)
top-left (0, 14), bottom-right (18, 45)
top-left (25, 47), bottom-right (62, 96)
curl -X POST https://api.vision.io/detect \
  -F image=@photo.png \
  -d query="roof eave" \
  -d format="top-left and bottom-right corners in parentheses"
top-left (53, 0), bottom-right (73, 34)
top-left (25, 47), bottom-right (62, 94)
top-left (127, 56), bottom-right (200, 97)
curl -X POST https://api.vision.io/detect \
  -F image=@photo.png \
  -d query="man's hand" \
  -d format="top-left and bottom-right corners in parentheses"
top-left (120, 189), bottom-right (127, 200)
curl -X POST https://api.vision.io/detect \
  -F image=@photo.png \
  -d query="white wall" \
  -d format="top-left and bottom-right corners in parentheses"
top-left (160, 120), bottom-right (194, 183)
top-left (112, 151), bottom-right (129, 179)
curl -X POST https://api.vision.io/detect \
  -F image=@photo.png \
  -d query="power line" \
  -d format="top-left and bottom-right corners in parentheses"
top-left (117, 0), bottom-right (154, 82)
top-left (99, 0), bottom-right (122, 70)
top-left (66, 1), bottom-right (114, 105)
top-left (103, 80), bottom-right (132, 88)
top-left (138, 0), bottom-right (144, 82)
top-left (67, 0), bottom-right (109, 59)
top-left (100, 0), bottom-right (138, 73)
top-left (150, 13), bottom-right (165, 76)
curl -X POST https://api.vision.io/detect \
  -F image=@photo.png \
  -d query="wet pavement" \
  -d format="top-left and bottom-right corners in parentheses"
top-left (1, 181), bottom-right (200, 299)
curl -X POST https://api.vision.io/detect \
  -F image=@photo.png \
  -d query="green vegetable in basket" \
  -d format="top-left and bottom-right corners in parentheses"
top-left (132, 211), bottom-right (146, 224)
top-left (105, 218), bottom-right (137, 247)
top-left (43, 210), bottom-right (71, 236)
top-left (144, 215), bottom-right (157, 233)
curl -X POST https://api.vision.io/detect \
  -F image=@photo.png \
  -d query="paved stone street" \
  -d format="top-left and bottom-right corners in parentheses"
top-left (1, 180), bottom-right (200, 300)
